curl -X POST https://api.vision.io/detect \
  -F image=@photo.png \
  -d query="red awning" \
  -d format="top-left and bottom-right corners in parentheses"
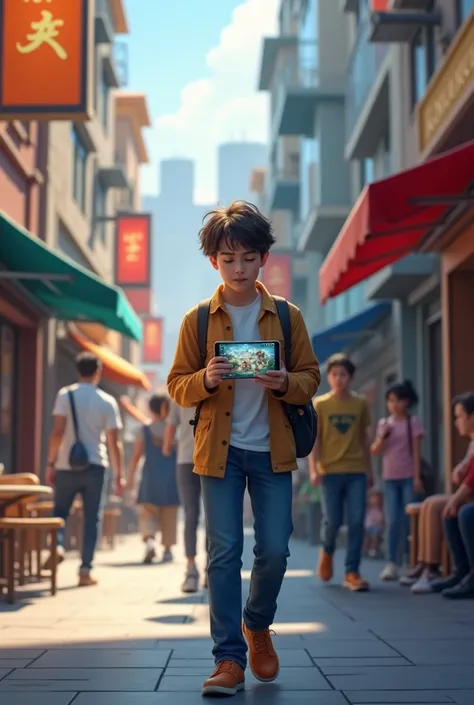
top-left (69, 327), bottom-right (151, 391)
top-left (319, 140), bottom-right (474, 303)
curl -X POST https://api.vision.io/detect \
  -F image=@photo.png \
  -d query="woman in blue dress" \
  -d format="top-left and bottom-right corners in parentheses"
top-left (127, 395), bottom-right (179, 564)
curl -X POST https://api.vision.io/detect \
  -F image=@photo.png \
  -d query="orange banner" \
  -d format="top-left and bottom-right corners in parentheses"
top-left (0, 0), bottom-right (92, 119)
top-left (115, 213), bottom-right (151, 288)
top-left (142, 318), bottom-right (162, 364)
top-left (260, 253), bottom-right (292, 300)
top-left (126, 288), bottom-right (152, 316)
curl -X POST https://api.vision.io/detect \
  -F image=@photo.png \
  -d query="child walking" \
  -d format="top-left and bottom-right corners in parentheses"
top-left (167, 201), bottom-right (320, 697)
top-left (371, 380), bottom-right (425, 581)
top-left (127, 395), bottom-right (179, 564)
top-left (309, 354), bottom-right (373, 592)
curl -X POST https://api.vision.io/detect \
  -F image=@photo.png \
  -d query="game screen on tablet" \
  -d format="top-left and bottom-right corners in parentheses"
top-left (215, 341), bottom-right (279, 379)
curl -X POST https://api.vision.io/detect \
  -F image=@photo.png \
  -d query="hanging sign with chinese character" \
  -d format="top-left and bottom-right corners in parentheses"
top-left (0, 0), bottom-right (93, 120)
top-left (260, 252), bottom-right (293, 300)
top-left (115, 213), bottom-right (152, 288)
top-left (142, 318), bottom-right (162, 364)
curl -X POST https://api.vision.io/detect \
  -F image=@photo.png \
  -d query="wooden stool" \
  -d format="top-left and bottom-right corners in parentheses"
top-left (406, 502), bottom-right (422, 567)
top-left (0, 517), bottom-right (64, 604)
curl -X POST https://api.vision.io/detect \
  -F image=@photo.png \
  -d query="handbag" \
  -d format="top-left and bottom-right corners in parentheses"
top-left (68, 390), bottom-right (90, 470)
top-left (273, 296), bottom-right (318, 459)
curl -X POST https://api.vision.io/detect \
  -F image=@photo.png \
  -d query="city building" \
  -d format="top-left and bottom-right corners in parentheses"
top-left (318, 0), bottom-right (474, 487)
top-left (257, 0), bottom-right (350, 345)
top-left (218, 142), bottom-right (268, 206)
top-left (0, 0), bottom-right (150, 474)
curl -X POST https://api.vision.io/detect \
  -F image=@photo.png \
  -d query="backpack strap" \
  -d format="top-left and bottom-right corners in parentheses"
top-left (273, 296), bottom-right (292, 370)
top-left (197, 298), bottom-right (211, 368)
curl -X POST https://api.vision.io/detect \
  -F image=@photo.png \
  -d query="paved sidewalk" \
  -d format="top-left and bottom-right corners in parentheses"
top-left (1, 529), bottom-right (474, 704)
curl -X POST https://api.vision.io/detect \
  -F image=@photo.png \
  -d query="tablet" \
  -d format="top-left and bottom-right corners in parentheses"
top-left (214, 341), bottom-right (280, 379)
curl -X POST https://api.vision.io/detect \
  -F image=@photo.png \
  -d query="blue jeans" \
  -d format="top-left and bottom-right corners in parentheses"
top-left (201, 445), bottom-right (293, 669)
top-left (384, 478), bottom-right (414, 564)
top-left (54, 465), bottom-right (108, 572)
top-left (444, 502), bottom-right (474, 575)
top-left (321, 473), bottom-right (367, 574)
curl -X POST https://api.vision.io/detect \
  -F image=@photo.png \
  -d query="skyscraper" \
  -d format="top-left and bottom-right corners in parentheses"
top-left (218, 142), bottom-right (268, 206)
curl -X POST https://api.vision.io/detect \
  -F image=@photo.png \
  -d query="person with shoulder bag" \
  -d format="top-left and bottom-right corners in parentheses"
top-left (44, 352), bottom-right (125, 587)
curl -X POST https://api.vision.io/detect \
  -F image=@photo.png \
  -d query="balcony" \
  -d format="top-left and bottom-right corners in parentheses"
top-left (268, 168), bottom-right (300, 213)
top-left (296, 162), bottom-right (350, 254)
top-left (273, 61), bottom-right (345, 137)
top-left (345, 23), bottom-right (390, 153)
top-left (340, 0), bottom-right (358, 12)
top-left (369, 9), bottom-right (441, 44)
top-left (258, 36), bottom-right (297, 91)
top-left (95, 0), bottom-right (114, 44)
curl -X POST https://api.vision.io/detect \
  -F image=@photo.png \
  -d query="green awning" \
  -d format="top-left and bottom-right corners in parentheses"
top-left (0, 212), bottom-right (143, 342)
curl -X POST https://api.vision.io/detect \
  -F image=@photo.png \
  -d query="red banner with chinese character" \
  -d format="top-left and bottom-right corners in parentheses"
top-left (370, 0), bottom-right (388, 10)
top-left (0, 0), bottom-right (92, 119)
top-left (126, 288), bottom-right (151, 316)
top-left (142, 318), bottom-right (162, 364)
top-left (115, 213), bottom-right (151, 288)
top-left (260, 253), bottom-right (292, 300)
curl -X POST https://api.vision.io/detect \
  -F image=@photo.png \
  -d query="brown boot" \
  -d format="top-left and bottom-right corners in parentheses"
top-left (317, 550), bottom-right (333, 582)
top-left (202, 660), bottom-right (245, 697)
top-left (78, 572), bottom-right (98, 587)
top-left (242, 622), bottom-right (279, 682)
top-left (42, 547), bottom-right (65, 572)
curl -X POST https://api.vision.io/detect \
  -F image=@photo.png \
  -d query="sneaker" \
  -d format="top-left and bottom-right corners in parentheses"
top-left (143, 547), bottom-right (156, 564)
top-left (42, 546), bottom-right (65, 572)
top-left (182, 565), bottom-right (199, 593)
top-left (400, 562), bottom-right (425, 586)
top-left (202, 660), bottom-right (245, 697)
top-left (78, 572), bottom-right (98, 587)
top-left (411, 568), bottom-right (439, 594)
top-left (343, 573), bottom-right (369, 592)
top-left (317, 550), bottom-right (333, 582)
top-left (162, 550), bottom-right (173, 563)
top-left (242, 621), bottom-right (279, 682)
top-left (380, 562), bottom-right (398, 581)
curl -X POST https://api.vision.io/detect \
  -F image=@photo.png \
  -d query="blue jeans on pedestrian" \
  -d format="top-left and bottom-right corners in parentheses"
top-left (54, 465), bottom-right (108, 573)
top-left (444, 502), bottom-right (474, 575)
top-left (384, 478), bottom-right (414, 564)
top-left (321, 473), bottom-right (367, 574)
top-left (201, 445), bottom-right (293, 669)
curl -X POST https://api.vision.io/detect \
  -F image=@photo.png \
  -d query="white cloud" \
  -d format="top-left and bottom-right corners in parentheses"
top-left (140, 0), bottom-right (279, 199)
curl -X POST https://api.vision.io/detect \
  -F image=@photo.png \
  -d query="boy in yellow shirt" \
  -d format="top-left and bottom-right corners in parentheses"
top-left (309, 353), bottom-right (373, 591)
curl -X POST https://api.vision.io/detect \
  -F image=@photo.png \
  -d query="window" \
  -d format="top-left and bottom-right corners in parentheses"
top-left (71, 126), bottom-right (88, 212)
top-left (458, 0), bottom-right (474, 24)
top-left (95, 180), bottom-right (107, 244)
top-left (361, 158), bottom-right (374, 186)
top-left (99, 65), bottom-right (110, 130)
top-left (410, 29), bottom-right (435, 108)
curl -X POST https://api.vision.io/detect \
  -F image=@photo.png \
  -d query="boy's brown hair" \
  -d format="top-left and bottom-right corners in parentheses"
top-left (326, 353), bottom-right (356, 378)
top-left (199, 200), bottom-right (275, 258)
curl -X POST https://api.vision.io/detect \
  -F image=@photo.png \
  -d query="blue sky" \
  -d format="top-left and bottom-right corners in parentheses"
top-left (123, 0), bottom-right (278, 201)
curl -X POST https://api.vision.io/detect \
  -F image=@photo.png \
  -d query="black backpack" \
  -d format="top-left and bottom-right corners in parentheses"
top-left (190, 297), bottom-right (317, 459)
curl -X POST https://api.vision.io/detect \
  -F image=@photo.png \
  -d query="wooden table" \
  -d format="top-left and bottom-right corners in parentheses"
top-left (0, 485), bottom-right (53, 516)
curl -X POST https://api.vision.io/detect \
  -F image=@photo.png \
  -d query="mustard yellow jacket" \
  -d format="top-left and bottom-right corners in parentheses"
top-left (167, 282), bottom-right (321, 477)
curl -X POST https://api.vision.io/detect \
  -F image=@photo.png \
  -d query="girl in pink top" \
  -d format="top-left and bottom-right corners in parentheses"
top-left (371, 380), bottom-right (426, 582)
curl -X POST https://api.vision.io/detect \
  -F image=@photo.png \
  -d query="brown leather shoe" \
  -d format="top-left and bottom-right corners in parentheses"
top-left (202, 660), bottom-right (245, 696)
top-left (78, 572), bottom-right (98, 587)
top-left (242, 621), bottom-right (279, 682)
top-left (343, 572), bottom-right (369, 592)
top-left (317, 550), bottom-right (333, 582)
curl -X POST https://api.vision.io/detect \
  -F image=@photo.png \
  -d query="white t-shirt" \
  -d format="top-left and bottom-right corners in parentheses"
top-left (167, 402), bottom-right (195, 465)
top-left (226, 295), bottom-right (270, 452)
top-left (53, 383), bottom-right (122, 470)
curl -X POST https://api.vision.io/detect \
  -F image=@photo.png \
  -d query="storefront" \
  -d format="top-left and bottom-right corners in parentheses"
top-left (0, 211), bottom-right (144, 476)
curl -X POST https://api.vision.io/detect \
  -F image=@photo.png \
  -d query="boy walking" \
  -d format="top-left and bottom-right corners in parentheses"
top-left (167, 201), bottom-right (320, 697)
top-left (309, 354), bottom-right (372, 592)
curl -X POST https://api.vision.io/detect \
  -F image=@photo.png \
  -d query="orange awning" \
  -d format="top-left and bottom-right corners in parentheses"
top-left (119, 396), bottom-right (149, 424)
top-left (69, 327), bottom-right (151, 391)
top-left (319, 140), bottom-right (474, 303)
